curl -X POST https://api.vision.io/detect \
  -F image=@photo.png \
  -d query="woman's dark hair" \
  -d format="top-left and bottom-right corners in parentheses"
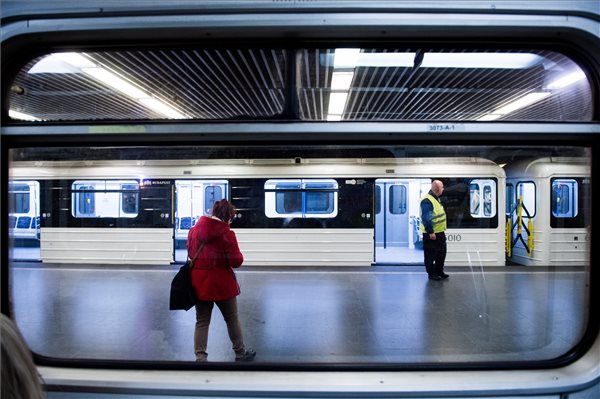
top-left (212, 199), bottom-right (236, 223)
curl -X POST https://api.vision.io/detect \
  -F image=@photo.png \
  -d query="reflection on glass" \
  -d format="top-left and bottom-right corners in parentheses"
top-left (7, 145), bottom-right (591, 364)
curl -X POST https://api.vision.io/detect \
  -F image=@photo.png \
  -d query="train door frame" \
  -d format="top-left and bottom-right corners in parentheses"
top-left (374, 178), bottom-right (430, 265)
top-left (174, 179), bottom-right (229, 262)
top-left (8, 180), bottom-right (41, 261)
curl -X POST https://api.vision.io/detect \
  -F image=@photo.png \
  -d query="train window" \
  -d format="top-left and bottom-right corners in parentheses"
top-left (74, 184), bottom-right (95, 216)
top-left (389, 185), bottom-right (407, 214)
top-left (265, 179), bottom-right (338, 218)
top-left (72, 180), bottom-right (139, 218)
top-left (469, 180), bottom-right (497, 218)
top-left (274, 181), bottom-right (302, 214)
top-left (506, 183), bottom-right (515, 214)
top-left (5, 144), bottom-right (592, 367)
top-left (516, 181), bottom-right (536, 218)
top-left (121, 183), bottom-right (139, 214)
top-left (8, 183), bottom-right (30, 213)
top-left (204, 186), bottom-right (224, 215)
top-left (552, 179), bottom-right (578, 218)
top-left (7, 48), bottom-right (593, 122)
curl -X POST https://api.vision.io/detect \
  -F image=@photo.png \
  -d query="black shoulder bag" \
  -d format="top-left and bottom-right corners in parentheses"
top-left (169, 241), bottom-right (206, 311)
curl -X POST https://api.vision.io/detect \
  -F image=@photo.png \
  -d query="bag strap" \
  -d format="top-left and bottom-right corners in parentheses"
top-left (188, 240), bottom-right (206, 269)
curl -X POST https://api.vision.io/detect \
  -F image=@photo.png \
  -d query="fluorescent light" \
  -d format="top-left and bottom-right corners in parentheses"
top-left (422, 53), bottom-right (544, 69)
top-left (82, 67), bottom-right (148, 99)
top-left (9, 109), bottom-right (40, 121)
top-left (355, 53), bottom-right (415, 67)
top-left (332, 49), bottom-right (544, 69)
top-left (478, 92), bottom-right (551, 121)
top-left (28, 52), bottom-right (96, 74)
top-left (547, 71), bottom-right (587, 89)
top-left (28, 57), bottom-right (78, 74)
top-left (327, 92), bottom-right (349, 115)
top-left (477, 114), bottom-right (502, 121)
top-left (54, 52), bottom-right (96, 68)
top-left (331, 71), bottom-right (354, 91)
top-left (492, 92), bottom-right (551, 115)
top-left (334, 49), bottom-right (361, 68)
top-left (27, 52), bottom-right (188, 119)
top-left (326, 114), bottom-right (342, 121)
top-left (83, 66), bottom-right (187, 119)
top-left (138, 98), bottom-right (187, 119)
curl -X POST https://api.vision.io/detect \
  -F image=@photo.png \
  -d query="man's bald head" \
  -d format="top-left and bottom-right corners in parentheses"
top-left (432, 180), bottom-right (444, 196)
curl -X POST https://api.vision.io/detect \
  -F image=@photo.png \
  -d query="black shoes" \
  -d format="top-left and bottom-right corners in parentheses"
top-left (428, 273), bottom-right (449, 281)
top-left (235, 350), bottom-right (256, 362)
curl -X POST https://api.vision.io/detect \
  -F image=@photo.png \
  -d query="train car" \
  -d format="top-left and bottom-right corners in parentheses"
top-left (506, 157), bottom-right (591, 266)
top-left (9, 156), bottom-right (506, 267)
top-left (7, 180), bottom-right (39, 240)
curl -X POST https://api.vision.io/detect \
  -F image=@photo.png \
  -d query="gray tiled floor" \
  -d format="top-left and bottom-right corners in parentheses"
top-left (10, 262), bottom-right (589, 364)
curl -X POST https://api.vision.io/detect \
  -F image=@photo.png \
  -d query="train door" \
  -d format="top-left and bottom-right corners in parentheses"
top-left (375, 178), bottom-right (430, 265)
top-left (174, 180), bottom-right (228, 262)
top-left (8, 180), bottom-right (41, 261)
top-left (508, 180), bottom-right (537, 264)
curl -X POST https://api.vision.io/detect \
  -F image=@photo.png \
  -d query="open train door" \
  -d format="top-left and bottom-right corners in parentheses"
top-left (174, 180), bottom-right (228, 262)
top-left (374, 178), bottom-right (430, 265)
top-left (8, 181), bottom-right (41, 261)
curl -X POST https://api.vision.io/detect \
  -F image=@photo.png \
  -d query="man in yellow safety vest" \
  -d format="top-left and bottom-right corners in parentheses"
top-left (420, 180), bottom-right (449, 281)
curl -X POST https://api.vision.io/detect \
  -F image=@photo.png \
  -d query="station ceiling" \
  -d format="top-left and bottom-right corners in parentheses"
top-left (7, 47), bottom-right (594, 123)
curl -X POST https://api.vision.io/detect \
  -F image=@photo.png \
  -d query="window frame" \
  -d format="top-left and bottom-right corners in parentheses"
top-left (71, 180), bottom-right (140, 219)
top-left (264, 179), bottom-right (339, 219)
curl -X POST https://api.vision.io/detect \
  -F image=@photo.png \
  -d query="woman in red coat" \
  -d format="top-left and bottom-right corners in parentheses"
top-left (187, 199), bottom-right (255, 362)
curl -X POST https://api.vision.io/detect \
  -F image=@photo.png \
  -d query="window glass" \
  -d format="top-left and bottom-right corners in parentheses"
top-left (204, 185), bottom-right (223, 215)
top-left (470, 182), bottom-right (480, 215)
top-left (121, 183), bottom-right (139, 214)
top-left (9, 184), bottom-right (30, 213)
top-left (484, 185), bottom-right (493, 216)
top-left (5, 144), bottom-right (593, 367)
top-left (265, 179), bottom-right (338, 218)
top-left (74, 184), bottom-right (95, 216)
top-left (552, 179), bottom-right (578, 218)
top-left (516, 181), bottom-right (536, 218)
top-left (506, 183), bottom-right (514, 214)
top-left (275, 181), bottom-right (302, 214)
top-left (305, 181), bottom-right (335, 214)
top-left (469, 179), bottom-right (497, 218)
top-left (72, 180), bottom-right (139, 218)
top-left (8, 49), bottom-right (593, 122)
top-left (389, 185), bottom-right (407, 214)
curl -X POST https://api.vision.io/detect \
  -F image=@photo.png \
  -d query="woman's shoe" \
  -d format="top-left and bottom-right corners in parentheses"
top-left (235, 350), bottom-right (256, 362)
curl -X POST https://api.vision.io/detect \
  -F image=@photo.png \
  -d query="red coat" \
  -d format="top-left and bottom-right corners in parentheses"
top-left (187, 216), bottom-right (243, 301)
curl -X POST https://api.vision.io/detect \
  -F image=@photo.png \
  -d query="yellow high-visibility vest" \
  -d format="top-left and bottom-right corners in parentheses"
top-left (420, 194), bottom-right (447, 233)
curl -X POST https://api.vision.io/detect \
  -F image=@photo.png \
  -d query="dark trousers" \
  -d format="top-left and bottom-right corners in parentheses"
top-left (194, 297), bottom-right (245, 361)
top-left (423, 232), bottom-right (447, 276)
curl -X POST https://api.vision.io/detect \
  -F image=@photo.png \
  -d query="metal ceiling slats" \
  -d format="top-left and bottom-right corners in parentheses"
top-left (192, 50), bottom-right (248, 118)
top-left (7, 48), bottom-right (593, 122)
top-left (166, 51), bottom-right (223, 119)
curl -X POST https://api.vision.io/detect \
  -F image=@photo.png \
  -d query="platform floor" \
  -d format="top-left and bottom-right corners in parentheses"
top-left (9, 262), bottom-right (588, 364)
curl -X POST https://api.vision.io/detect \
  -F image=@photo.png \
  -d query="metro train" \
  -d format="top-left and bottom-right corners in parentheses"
top-left (2, 0), bottom-right (599, 398)
top-left (8, 155), bottom-right (590, 267)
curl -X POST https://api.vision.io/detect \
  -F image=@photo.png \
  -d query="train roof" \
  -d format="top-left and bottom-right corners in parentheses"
top-left (503, 156), bottom-right (590, 178)
top-left (9, 156), bottom-right (505, 180)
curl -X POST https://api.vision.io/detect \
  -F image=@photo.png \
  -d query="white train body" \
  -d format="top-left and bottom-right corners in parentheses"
top-left (9, 157), bottom-right (506, 267)
top-left (505, 157), bottom-right (591, 266)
